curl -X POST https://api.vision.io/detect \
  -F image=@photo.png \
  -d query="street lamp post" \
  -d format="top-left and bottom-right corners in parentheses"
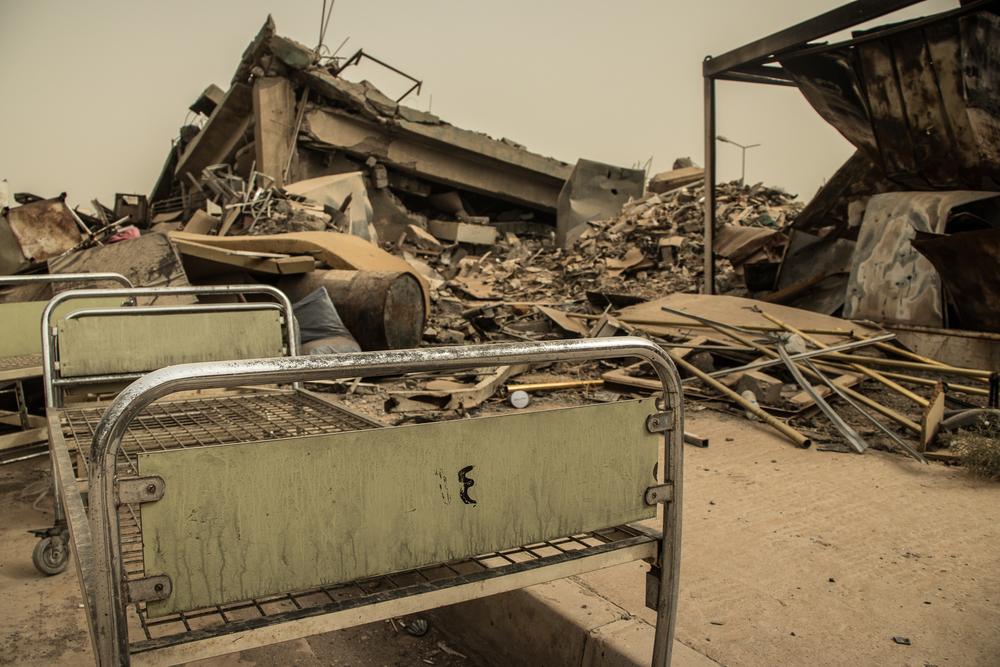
top-left (716, 135), bottom-right (760, 185)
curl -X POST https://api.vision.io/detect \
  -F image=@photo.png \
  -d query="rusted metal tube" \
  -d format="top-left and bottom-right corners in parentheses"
top-left (755, 309), bottom-right (930, 408)
top-left (670, 350), bottom-right (811, 448)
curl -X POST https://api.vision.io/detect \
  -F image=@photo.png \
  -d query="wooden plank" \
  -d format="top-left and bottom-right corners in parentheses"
top-left (57, 310), bottom-right (284, 378)
top-left (0, 427), bottom-right (47, 452)
top-left (172, 238), bottom-right (314, 275)
top-left (920, 383), bottom-right (946, 452)
top-left (252, 77), bottom-right (297, 187)
top-left (139, 398), bottom-right (659, 616)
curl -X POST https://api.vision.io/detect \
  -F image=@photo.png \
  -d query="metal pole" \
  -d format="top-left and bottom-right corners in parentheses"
top-left (703, 73), bottom-right (716, 295)
top-left (740, 146), bottom-right (746, 185)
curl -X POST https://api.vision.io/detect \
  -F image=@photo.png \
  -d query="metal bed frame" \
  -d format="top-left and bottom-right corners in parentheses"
top-left (48, 333), bottom-right (684, 666)
top-left (34, 284), bottom-right (299, 576)
top-left (0, 273), bottom-right (133, 461)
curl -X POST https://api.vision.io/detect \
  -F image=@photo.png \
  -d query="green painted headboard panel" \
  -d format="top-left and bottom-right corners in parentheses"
top-left (139, 397), bottom-right (660, 616)
top-left (57, 310), bottom-right (285, 378)
top-left (0, 297), bottom-right (126, 359)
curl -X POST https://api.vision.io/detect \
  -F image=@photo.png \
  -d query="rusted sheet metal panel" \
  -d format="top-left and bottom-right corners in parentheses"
top-left (843, 191), bottom-right (999, 327)
top-left (781, 10), bottom-right (1000, 190)
top-left (48, 232), bottom-right (193, 305)
top-left (2, 198), bottom-right (82, 267)
top-left (911, 228), bottom-right (1000, 333)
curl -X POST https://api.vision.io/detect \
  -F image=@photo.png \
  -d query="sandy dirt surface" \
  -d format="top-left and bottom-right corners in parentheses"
top-left (1, 404), bottom-right (997, 666)
top-left (579, 408), bottom-right (1000, 667)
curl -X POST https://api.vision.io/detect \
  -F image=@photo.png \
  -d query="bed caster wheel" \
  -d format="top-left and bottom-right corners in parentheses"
top-left (33, 536), bottom-right (69, 576)
top-left (404, 617), bottom-right (430, 637)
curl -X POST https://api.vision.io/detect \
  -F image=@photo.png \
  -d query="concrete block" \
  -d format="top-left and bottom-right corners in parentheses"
top-left (735, 370), bottom-right (783, 405)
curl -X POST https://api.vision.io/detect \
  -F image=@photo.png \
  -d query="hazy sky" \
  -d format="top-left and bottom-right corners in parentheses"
top-left (0, 0), bottom-right (955, 208)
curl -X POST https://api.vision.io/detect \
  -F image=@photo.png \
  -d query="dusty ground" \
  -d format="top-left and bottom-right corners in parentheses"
top-left (579, 408), bottom-right (1000, 667)
top-left (1, 407), bottom-right (998, 666)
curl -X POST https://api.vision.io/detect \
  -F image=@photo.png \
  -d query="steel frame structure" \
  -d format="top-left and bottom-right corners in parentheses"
top-left (700, 0), bottom-right (992, 294)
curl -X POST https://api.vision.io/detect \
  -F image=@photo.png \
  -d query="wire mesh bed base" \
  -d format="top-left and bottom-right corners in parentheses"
top-left (127, 523), bottom-right (659, 655)
top-left (60, 390), bottom-right (379, 468)
top-left (0, 354), bottom-right (43, 374)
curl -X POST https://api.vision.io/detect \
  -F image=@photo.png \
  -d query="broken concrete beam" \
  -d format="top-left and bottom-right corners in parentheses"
top-left (252, 77), bottom-right (297, 187)
top-left (175, 83), bottom-right (253, 184)
top-left (428, 220), bottom-right (498, 246)
top-left (279, 269), bottom-right (425, 350)
top-left (556, 159), bottom-right (645, 248)
top-left (648, 166), bottom-right (704, 194)
top-left (302, 107), bottom-right (570, 212)
top-left (183, 209), bottom-right (218, 235)
top-left (189, 84), bottom-right (226, 116)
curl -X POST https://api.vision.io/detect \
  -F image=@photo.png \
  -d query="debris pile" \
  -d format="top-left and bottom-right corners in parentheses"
top-left (0, 14), bottom-right (995, 470)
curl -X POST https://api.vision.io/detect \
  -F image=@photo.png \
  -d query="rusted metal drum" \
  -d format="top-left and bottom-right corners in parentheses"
top-left (280, 270), bottom-right (425, 350)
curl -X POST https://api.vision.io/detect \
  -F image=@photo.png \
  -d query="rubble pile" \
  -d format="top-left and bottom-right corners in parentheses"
top-left (0, 15), bottom-right (993, 468)
top-left (396, 180), bottom-right (798, 345)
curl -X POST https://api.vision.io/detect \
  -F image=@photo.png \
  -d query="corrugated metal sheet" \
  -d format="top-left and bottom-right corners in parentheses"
top-left (843, 191), bottom-right (999, 327)
top-left (781, 10), bottom-right (1000, 191)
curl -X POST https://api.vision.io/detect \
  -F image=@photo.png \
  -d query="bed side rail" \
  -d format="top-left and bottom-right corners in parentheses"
top-left (87, 337), bottom-right (684, 666)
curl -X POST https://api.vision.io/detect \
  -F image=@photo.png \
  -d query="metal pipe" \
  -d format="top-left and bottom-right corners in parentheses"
top-left (703, 74), bottom-right (716, 295)
top-left (87, 337), bottom-right (685, 667)
top-left (822, 353), bottom-right (992, 379)
top-left (41, 284), bottom-right (299, 408)
top-left (0, 273), bottom-right (132, 288)
top-left (63, 303), bottom-right (281, 321)
top-left (818, 361), bottom-right (989, 398)
top-left (670, 349), bottom-right (811, 448)
top-left (698, 332), bottom-right (896, 380)
top-left (802, 359), bottom-right (926, 463)
top-left (663, 306), bottom-right (922, 434)
top-left (776, 342), bottom-right (867, 453)
top-left (618, 317), bottom-right (854, 337)
top-left (754, 308), bottom-right (930, 407)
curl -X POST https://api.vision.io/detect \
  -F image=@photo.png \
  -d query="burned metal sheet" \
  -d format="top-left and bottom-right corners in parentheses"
top-left (1, 198), bottom-right (83, 271)
top-left (790, 150), bottom-right (891, 238)
top-left (843, 191), bottom-right (1000, 327)
top-left (911, 228), bottom-right (1000, 332)
top-left (774, 230), bottom-right (856, 315)
top-left (781, 10), bottom-right (1000, 191)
